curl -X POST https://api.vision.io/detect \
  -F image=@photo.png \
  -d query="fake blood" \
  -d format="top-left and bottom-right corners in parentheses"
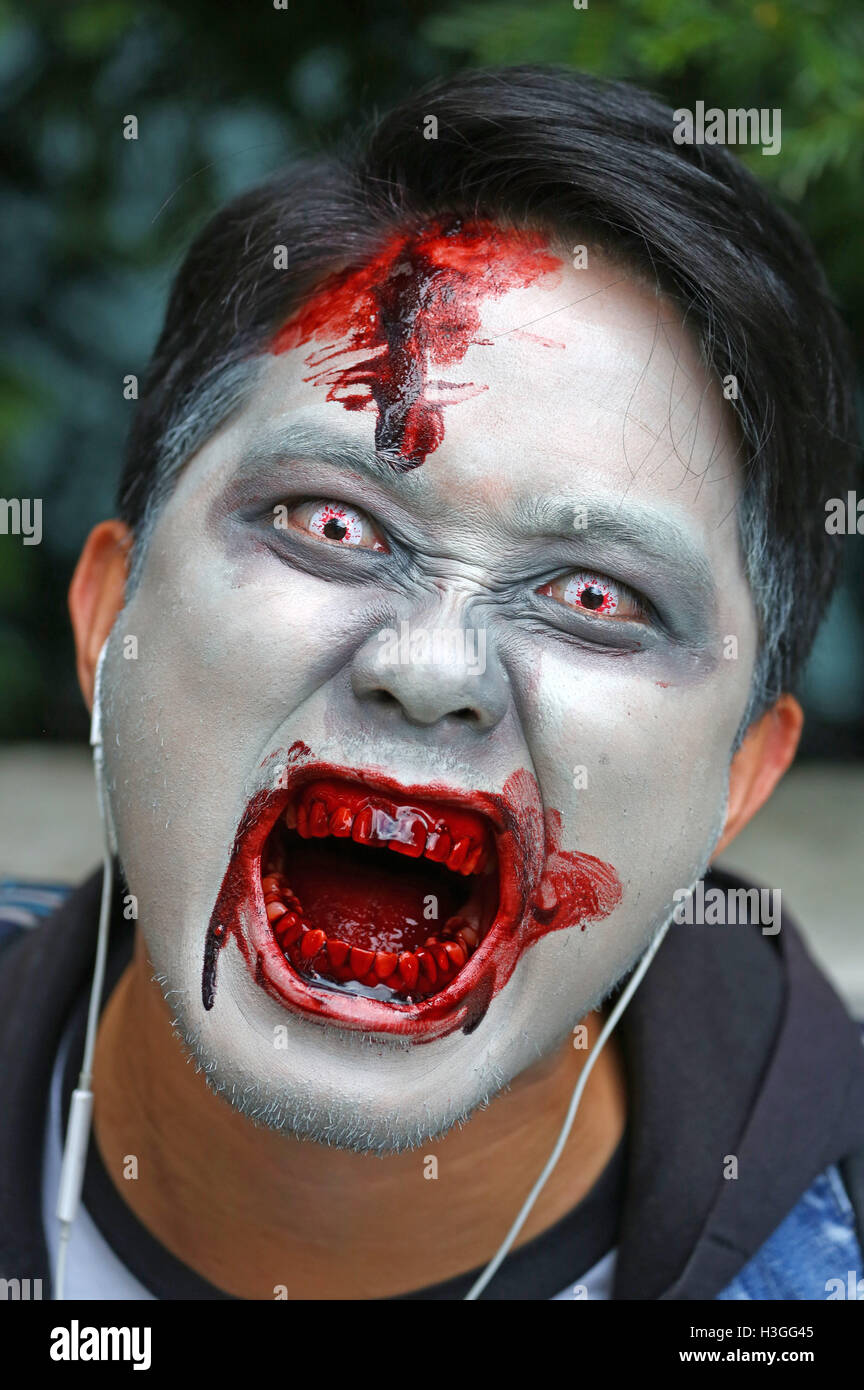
top-left (499, 769), bottom-right (623, 936)
top-left (201, 741), bottom-right (309, 1010)
top-left (270, 218), bottom-right (560, 469)
top-left (202, 754), bottom-right (621, 1041)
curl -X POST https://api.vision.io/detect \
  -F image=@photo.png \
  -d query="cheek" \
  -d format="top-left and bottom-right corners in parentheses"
top-left (520, 650), bottom-right (739, 888)
top-left (123, 526), bottom-right (386, 739)
top-left (102, 534), bottom-right (387, 970)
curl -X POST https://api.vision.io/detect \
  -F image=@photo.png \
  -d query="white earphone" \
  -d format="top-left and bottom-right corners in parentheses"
top-left (54, 639), bottom-right (116, 1300)
top-left (464, 915), bottom-right (671, 1298)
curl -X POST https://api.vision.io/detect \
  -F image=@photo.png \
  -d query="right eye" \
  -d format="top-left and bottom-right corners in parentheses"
top-left (285, 500), bottom-right (389, 552)
top-left (536, 569), bottom-right (647, 622)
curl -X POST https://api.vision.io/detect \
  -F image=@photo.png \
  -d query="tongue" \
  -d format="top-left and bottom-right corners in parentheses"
top-left (282, 840), bottom-right (464, 955)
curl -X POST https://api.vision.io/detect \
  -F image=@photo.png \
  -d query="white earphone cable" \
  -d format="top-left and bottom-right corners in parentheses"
top-left (54, 643), bottom-right (115, 1300)
top-left (464, 915), bottom-right (672, 1300)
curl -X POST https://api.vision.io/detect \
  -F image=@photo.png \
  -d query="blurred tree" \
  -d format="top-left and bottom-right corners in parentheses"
top-left (0, 0), bottom-right (457, 739)
top-left (425, 0), bottom-right (864, 349)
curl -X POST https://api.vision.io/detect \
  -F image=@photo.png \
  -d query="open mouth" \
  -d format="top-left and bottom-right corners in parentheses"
top-left (203, 752), bottom-right (622, 1042)
top-left (260, 779), bottom-right (499, 1005)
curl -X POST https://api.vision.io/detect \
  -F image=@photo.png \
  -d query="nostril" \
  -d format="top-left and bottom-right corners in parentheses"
top-left (361, 687), bottom-right (484, 727)
top-left (369, 689), bottom-right (400, 709)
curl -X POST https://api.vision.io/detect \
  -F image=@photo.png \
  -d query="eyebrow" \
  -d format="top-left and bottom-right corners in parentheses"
top-left (230, 417), bottom-right (718, 612)
top-left (235, 418), bottom-right (409, 486)
top-left (518, 494), bottom-right (718, 610)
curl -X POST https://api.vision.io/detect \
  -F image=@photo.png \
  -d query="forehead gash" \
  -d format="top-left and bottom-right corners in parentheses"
top-left (270, 218), bottom-right (561, 471)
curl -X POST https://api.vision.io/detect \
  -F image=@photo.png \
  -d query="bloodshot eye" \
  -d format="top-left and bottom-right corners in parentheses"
top-left (536, 570), bottom-right (645, 620)
top-left (292, 500), bottom-right (388, 552)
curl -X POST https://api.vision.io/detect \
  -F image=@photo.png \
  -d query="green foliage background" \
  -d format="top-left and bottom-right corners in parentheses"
top-left (1, 0), bottom-right (861, 748)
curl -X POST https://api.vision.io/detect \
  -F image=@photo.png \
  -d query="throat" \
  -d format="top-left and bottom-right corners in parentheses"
top-left (279, 837), bottom-right (467, 955)
top-left (95, 968), bottom-right (625, 1300)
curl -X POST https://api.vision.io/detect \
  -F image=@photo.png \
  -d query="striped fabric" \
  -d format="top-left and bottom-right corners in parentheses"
top-left (0, 880), bottom-right (72, 949)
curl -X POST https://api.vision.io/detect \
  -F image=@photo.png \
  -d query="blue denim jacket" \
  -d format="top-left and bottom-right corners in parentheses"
top-left (717, 1164), bottom-right (863, 1300)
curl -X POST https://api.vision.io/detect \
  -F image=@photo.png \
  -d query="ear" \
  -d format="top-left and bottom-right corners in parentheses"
top-left (68, 520), bottom-right (133, 712)
top-left (712, 693), bottom-right (803, 859)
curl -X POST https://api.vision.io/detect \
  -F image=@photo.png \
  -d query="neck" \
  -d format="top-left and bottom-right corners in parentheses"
top-left (92, 931), bottom-right (627, 1299)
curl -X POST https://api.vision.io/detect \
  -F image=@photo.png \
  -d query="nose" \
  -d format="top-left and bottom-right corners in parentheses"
top-left (350, 617), bottom-right (509, 732)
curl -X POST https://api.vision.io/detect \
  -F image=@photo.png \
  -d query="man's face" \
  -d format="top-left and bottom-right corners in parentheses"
top-left (102, 222), bottom-right (757, 1151)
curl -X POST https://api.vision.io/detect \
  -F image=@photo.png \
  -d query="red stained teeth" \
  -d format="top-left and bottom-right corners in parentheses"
top-left (278, 915), bottom-right (304, 947)
top-left (292, 784), bottom-right (491, 872)
top-left (398, 951), bottom-right (419, 990)
top-left (265, 894), bottom-right (484, 998)
top-left (424, 828), bottom-right (452, 863)
top-left (301, 928), bottom-right (326, 960)
top-left (444, 941), bottom-right (467, 970)
top-left (442, 917), bottom-right (480, 950)
top-left (462, 843), bottom-right (484, 875)
top-left (387, 814), bottom-right (427, 858)
top-left (326, 938), bottom-right (350, 967)
top-left (270, 916), bottom-right (484, 997)
top-left (262, 780), bottom-right (495, 1000)
top-left (447, 838), bottom-right (471, 873)
top-left (330, 805), bottom-right (353, 837)
top-left (375, 950), bottom-right (399, 981)
top-left (416, 949), bottom-right (437, 985)
top-left (430, 944), bottom-right (451, 974)
top-left (350, 945), bottom-right (375, 977)
top-left (351, 807), bottom-right (375, 845)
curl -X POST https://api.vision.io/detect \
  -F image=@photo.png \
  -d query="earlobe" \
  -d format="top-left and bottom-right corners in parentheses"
top-left (68, 520), bottom-right (133, 710)
top-left (712, 694), bottom-right (804, 859)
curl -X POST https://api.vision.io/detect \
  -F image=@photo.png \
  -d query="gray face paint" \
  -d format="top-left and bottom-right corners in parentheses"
top-left (102, 252), bottom-right (758, 1153)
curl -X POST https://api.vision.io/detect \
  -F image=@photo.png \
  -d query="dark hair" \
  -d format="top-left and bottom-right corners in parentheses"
top-left (119, 64), bottom-right (859, 719)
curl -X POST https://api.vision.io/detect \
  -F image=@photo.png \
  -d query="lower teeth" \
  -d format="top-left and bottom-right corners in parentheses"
top-left (262, 872), bottom-right (481, 1000)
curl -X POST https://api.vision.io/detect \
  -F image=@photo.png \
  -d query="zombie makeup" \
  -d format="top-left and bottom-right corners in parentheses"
top-left (202, 756), bottom-right (622, 1041)
top-left (270, 218), bottom-right (561, 469)
top-left (101, 231), bottom-right (758, 1151)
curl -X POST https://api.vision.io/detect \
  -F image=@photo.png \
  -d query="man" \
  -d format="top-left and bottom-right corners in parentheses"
top-left (2, 66), bottom-right (862, 1301)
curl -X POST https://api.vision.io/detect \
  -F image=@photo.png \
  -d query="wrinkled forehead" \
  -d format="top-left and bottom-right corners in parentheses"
top-left (268, 217), bottom-right (565, 471)
top-left (170, 219), bottom-right (743, 588)
top-left (218, 220), bottom-right (740, 546)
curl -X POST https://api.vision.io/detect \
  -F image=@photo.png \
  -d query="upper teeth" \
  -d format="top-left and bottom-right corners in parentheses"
top-left (291, 794), bottom-right (488, 876)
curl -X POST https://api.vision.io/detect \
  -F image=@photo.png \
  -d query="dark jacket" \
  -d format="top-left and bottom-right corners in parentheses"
top-left (1, 866), bottom-right (862, 1299)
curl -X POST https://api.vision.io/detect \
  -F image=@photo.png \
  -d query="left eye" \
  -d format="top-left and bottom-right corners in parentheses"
top-left (289, 500), bottom-right (388, 552)
top-left (536, 570), bottom-right (645, 620)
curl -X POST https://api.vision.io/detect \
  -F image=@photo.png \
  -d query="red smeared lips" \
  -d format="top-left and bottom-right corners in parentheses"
top-left (203, 752), bottom-right (622, 1043)
top-left (262, 779), bottom-right (498, 1002)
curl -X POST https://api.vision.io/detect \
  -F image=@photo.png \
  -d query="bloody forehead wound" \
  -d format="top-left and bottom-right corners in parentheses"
top-left (270, 217), bottom-right (561, 469)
